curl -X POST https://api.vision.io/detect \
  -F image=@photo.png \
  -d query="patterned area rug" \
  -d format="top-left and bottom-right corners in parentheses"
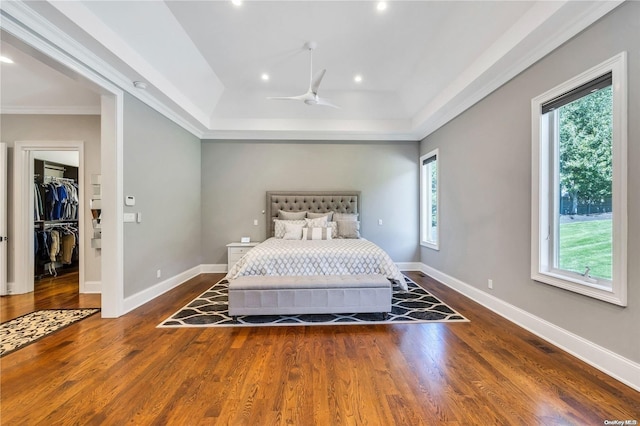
top-left (0, 308), bottom-right (100, 357)
top-left (158, 276), bottom-right (467, 328)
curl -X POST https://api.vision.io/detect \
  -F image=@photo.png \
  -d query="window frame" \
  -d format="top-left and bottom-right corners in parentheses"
top-left (531, 52), bottom-right (627, 306)
top-left (420, 149), bottom-right (439, 250)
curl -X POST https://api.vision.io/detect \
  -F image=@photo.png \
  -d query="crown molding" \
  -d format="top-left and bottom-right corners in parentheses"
top-left (202, 117), bottom-right (417, 141)
top-left (201, 129), bottom-right (419, 142)
top-left (0, 105), bottom-right (101, 115)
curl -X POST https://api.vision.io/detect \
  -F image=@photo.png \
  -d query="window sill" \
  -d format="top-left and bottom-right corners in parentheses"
top-left (532, 270), bottom-right (625, 306)
top-left (421, 241), bottom-right (439, 251)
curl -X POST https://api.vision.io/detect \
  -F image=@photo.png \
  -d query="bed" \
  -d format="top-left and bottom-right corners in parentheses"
top-left (225, 191), bottom-right (407, 316)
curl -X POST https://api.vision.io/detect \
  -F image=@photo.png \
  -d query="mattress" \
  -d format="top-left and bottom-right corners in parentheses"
top-left (225, 237), bottom-right (408, 291)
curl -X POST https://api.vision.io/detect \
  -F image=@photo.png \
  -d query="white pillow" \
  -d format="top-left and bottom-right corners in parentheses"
top-left (305, 216), bottom-right (328, 228)
top-left (274, 219), bottom-right (306, 238)
top-left (326, 221), bottom-right (338, 238)
top-left (333, 213), bottom-right (359, 222)
top-left (278, 210), bottom-right (307, 220)
top-left (307, 211), bottom-right (334, 221)
top-left (283, 223), bottom-right (304, 240)
top-left (302, 227), bottom-right (332, 240)
top-left (337, 220), bottom-right (360, 239)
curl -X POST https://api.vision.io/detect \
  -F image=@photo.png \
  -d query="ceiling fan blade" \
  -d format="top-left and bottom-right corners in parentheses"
top-left (269, 42), bottom-right (336, 108)
top-left (311, 69), bottom-right (326, 94)
top-left (315, 97), bottom-right (340, 109)
top-left (267, 95), bottom-right (307, 101)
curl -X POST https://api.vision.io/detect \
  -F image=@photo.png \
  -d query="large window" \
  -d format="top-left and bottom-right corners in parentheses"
top-left (531, 53), bottom-right (627, 306)
top-left (420, 149), bottom-right (439, 250)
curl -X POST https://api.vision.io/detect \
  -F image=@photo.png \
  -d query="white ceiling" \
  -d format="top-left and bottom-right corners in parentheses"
top-left (0, 1), bottom-right (622, 140)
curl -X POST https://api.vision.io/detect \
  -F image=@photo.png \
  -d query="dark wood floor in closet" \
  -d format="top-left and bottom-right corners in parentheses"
top-left (1, 271), bottom-right (638, 425)
top-left (0, 271), bottom-right (91, 322)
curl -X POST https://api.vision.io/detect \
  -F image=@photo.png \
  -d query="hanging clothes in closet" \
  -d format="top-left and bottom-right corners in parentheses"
top-left (34, 223), bottom-right (79, 277)
top-left (41, 177), bottom-right (79, 221)
top-left (34, 174), bottom-right (80, 279)
top-left (34, 179), bottom-right (44, 221)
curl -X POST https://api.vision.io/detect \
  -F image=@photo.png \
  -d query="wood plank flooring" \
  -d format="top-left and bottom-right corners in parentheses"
top-left (1, 271), bottom-right (638, 425)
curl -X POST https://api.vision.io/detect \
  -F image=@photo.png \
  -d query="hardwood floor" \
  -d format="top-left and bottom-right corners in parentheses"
top-left (0, 271), bottom-right (99, 322)
top-left (1, 271), bottom-right (638, 425)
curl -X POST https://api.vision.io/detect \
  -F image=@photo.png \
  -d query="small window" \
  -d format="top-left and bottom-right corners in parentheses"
top-left (531, 53), bottom-right (627, 306)
top-left (420, 149), bottom-right (439, 250)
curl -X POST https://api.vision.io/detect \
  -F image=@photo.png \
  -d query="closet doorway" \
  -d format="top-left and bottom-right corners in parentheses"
top-left (33, 151), bottom-right (81, 292)
top-left (13, 141), bottom-right (87, 296)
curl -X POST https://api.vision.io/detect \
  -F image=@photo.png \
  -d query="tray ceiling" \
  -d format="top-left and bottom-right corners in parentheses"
top-left (0, 1), bottom-right (623, 140)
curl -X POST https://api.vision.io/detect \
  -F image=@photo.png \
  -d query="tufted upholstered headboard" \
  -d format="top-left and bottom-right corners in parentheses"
top-left (266, 191), bottom-right (361, 238)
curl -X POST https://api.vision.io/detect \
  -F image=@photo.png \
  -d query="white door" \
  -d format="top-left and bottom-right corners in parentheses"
top-left (0, 143), bottom-right (7, 295)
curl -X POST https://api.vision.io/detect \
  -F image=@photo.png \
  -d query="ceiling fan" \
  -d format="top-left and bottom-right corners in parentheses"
top-left (267, 41), bottom-right (340, 108)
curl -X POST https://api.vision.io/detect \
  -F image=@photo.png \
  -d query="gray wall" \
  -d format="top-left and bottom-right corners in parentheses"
top-left (1, 114), bottom-right (102, 283)
top-left (420, 2), bottom-right (639, 363)
top-left (123, 94), bottom-right (202, 298)
top-left (201, 140), bottom-right (419, 265)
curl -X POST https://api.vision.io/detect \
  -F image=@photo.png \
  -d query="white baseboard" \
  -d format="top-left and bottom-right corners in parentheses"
top-left (396, 262), bottom-right (423, 271)
top-left (418, 263), bottom-right (640, 392)
top-left (200, 264), bottom-right (228, 273)
top-left (82, 281), bottom-right (102, 294)
top-left (123, 265), bottom-right (203, 314)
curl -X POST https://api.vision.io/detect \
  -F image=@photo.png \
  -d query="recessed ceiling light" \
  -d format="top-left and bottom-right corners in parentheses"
top-left (0, 56), bottom-right (14, 64)
top-left (231, 0), bottom-right (242, 6)
top-left (261, 73), bottom-right (270, 81)
top-left (354, 75), bottom-right (363, 83)
top-left (376, 2), bottom-right (387, 12)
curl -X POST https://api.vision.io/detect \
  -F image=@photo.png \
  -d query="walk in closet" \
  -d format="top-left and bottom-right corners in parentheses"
top-left (33, 157), bottom-right (80, 280)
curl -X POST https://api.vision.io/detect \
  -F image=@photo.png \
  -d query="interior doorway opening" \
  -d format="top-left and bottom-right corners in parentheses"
top-left (12, 141), bottom-right (90, 297)
top-left (33, 151), bottom-right (81, 294)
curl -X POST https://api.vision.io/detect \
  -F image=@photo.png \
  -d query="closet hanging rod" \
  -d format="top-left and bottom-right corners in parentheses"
top-left (45, 163), bottom-right (66, 172)
top-left (39, 221), bottom-right (78, 228)
top-left (44, 176), bottom-right (75, 183)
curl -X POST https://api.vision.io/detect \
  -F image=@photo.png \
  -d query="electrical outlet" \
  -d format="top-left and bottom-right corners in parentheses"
top-left (253, 219), bottom-right (258, 226)
top-left (488, 279), bottom-right (493, 289)
top-left (157, 269), bottom-right (162, 279)
top-left (378, 219), bottom-right (383, 225)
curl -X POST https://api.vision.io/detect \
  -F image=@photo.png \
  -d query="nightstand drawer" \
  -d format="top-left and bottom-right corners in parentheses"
top-left (229, 247), bottom-right (253, 255)
top-left (228, 252), bottom-right (245, 263)
top-left (227, 242), bottom-right (259, 271)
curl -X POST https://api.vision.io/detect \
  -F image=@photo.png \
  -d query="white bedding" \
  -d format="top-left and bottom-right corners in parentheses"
top-left (225, 237), bottom-right (408, 291)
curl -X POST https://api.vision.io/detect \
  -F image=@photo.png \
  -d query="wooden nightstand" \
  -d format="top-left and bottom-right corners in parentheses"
top-left (226, 242), bottom-right (259, 271)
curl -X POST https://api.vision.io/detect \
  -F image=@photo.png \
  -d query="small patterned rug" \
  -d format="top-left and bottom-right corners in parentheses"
top-left (158, 276), bottom-right (467, 328)
top-left (0, 308), bottom-right (100, 357)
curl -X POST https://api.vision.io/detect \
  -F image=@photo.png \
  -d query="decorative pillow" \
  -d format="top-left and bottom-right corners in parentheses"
top-left (337, 220), bottom-right (361, 239)
top-left (302, 227), bottom-right (332, 240)
top-left (274, 219), bottom-right (306, 238)
top-left (282, 223), bottom-right (304, 240)
top-left (307, 211), bottom-right (334, 221)
top-left (278, 210), bottom-right (307, 220)
top-left (333, 213), bottom-right (359, 222)
top-left (304, 216), bottom-right (328, 228)
top-left (326, 221), bottom-right (338, 239)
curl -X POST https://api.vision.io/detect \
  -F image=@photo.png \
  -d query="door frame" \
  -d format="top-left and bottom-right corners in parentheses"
top-left (3, 3), bottom-right (125, 317)
top-left (0, 143), bottom-right (7, 295)
top-left (13, 141), bottom-right (85, 294)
